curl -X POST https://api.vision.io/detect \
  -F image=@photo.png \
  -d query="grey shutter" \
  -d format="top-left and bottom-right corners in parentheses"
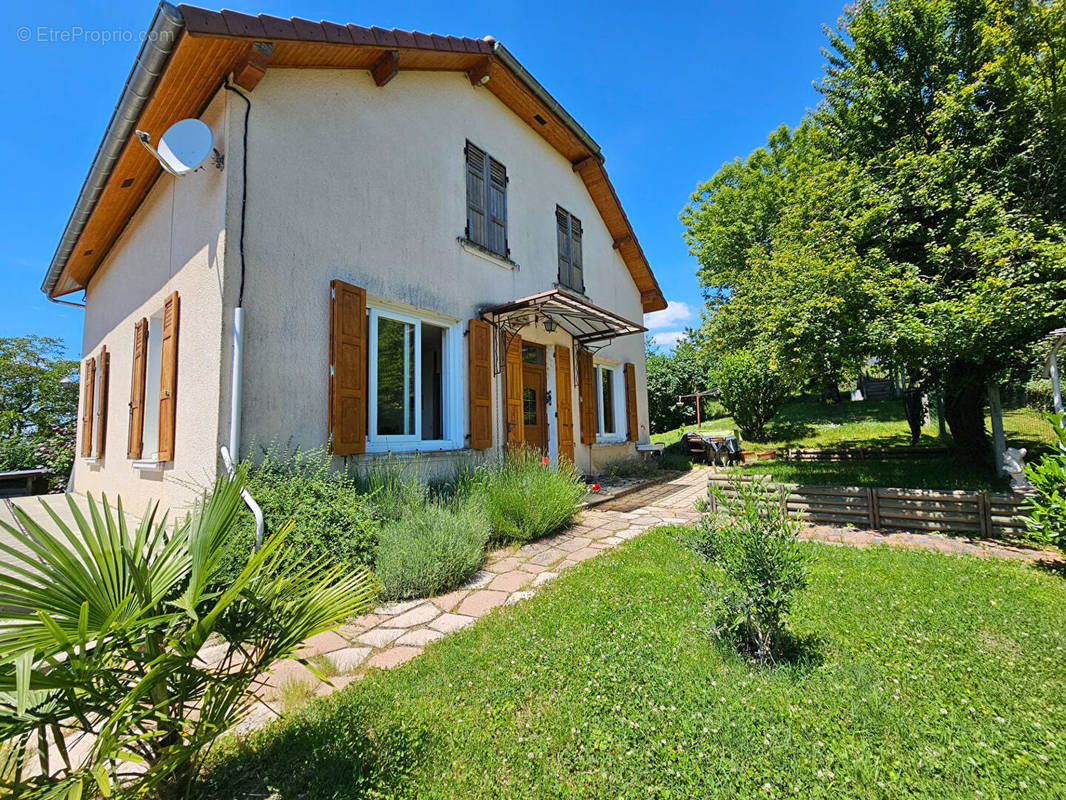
top-left (466, 143), bottom-right (486, 247)
top-left (487, 158), bottom-right (507, 256)
top-left (556, 207), bottom-right (571, 288)
top-left (570, 215), bottom-right (583, 292)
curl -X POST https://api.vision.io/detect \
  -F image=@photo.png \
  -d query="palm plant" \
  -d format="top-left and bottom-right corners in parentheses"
top-left (0, 471), bottom-right (378, 799)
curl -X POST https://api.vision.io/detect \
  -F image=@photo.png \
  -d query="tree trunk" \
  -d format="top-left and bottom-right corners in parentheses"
top-left (943, 370), bottom-right (988, 460)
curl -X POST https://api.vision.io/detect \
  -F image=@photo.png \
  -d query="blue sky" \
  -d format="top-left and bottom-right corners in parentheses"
top-left (1, 0), bottom-right (845, 356)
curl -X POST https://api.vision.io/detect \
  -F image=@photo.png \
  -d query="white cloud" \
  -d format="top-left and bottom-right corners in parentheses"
top-left (644, 300), bottom-right (693, 331)
top-left (651, 330), bottom-right (685, 349)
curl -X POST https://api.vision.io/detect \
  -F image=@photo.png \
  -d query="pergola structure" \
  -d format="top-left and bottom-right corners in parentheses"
top-left (1045, 327), bottom-right (1066, 416)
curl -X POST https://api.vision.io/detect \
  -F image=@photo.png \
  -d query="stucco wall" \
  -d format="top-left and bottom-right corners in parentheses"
top-left (72, 94), bottom-right (228, 512)
top-left (231, 69), bottom-right (649, 471)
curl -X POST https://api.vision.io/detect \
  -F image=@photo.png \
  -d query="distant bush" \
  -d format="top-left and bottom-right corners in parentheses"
top-left (1024, 379), bottom-right (1056, 412)
top-left (375, 501), bottom-right (490, 600)
top-left (711, 350), bottom-right (789, 439)
top-left (1021, 413), bottom-right (1066, 550)
top-left (461, 448), bottom-right (585, 542)
top-left (216, 445), bottom-right (377, 584)
top-left (0, 437), bottom-right (36, 472)
top-left (683, 477), bottom-right (809, 665)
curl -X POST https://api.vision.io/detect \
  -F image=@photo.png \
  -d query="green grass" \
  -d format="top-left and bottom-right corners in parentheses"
top-left (651, 398), bottom-right (1058, 491)
top-left (199, 529), bottom-right (1066, 799)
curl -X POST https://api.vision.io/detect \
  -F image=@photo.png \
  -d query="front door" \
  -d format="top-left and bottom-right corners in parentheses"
top-left (521, 343), bottom-right (548, 453)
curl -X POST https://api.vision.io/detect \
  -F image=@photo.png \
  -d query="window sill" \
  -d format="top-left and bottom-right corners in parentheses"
top-left (82, 457), bottom-right (100, 465)
top-left (365, 440), bottom-right (465, 455)
top-left (132, 459), bottom-right (166, 472)
top-left (457, 237), bottom-right (519, 271)
top-left (594, 437), bottom-right (628, 447)
top-left (553, 283), bottom-right (589, 301)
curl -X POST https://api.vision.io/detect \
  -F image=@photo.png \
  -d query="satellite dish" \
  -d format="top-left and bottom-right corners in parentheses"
top-left (135, 118), bottom-right (214, 176)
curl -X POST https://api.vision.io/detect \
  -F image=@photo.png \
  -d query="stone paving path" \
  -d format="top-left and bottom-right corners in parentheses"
top-left (802, 523), bottom-right (1061, 562)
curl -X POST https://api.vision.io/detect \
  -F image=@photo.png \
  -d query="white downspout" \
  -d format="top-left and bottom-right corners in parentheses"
top-left (220, 443), bottom-right (263, 550)
top-left (229, 307), bottom-right (244, 458)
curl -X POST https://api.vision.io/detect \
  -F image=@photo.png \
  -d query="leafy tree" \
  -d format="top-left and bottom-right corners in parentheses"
top-left (645, 336), bottom-right (713, 432)
top-left (0, 337), bottom-right (78, 440)
top-left (683, 0), bottom-right (1066, 459)
top-left (711, 350), bottom-right (789, 440)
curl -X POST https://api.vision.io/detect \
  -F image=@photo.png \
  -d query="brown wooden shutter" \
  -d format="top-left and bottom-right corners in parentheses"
top-left (554, 345), bottom-right (575, 464)
top-left (570, 216), bottom-right (584, 293)
top-left (556, 208), bottom-right (570, 288)
top-left (577, 349), bottom-right (596, 445)
top-left (81, 357), bottom-right (96, 457)
top-left (487, 158), bottom-right (507, 256)
top-left (624, 362), bottom-right (639, 442)
top-left (468, 319), bottom-right (493, 449)
top-left (128, 318), bottom-right (148, 459)
top-left (465, 143), bottom-right (486, 247)
top-left (95, 347), bottom-right (109, 458)
top-left (504, 334), bottom-right (525, 449)
top-left (329, 280), bottom-right (368, 455)
top-left (157, 291), bottom-right (180, 461)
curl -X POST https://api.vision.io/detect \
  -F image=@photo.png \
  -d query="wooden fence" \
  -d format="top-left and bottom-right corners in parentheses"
top-left (706, 473), bottom-right (1030, 538)
top-left (777, 446), bottom-right (949, 462)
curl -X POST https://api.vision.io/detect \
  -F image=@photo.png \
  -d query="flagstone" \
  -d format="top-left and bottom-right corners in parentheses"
top-left (329, 646), bottom-right (372, 673)
top-left (300, 630), bottom-right (350, 656)
top-left (356, 627), bottom-right (405, 648)
top-left (567, 547), bottom-right (600, 563)
top-left (485, 556), bottom-right (522, 573)
top-left (429, 612), bottom-right (476, 633)
top-left (488, 571), bottom-right (531, 592)
top-left (383, 603), bottom-right (440, 629)
top-left (366, 646), bottom-right (422, 670)
top-left (557, 536), bottom-right (592, 552)
top-left (529, 548), bottom-right (566, 566)
top-left (462, 569), bottom-right (494, 589)
top-left (457, 589), bottom-right (510, 617)
top-left (396, 627), bottom-right (446, 646)
top-left (377, 599), bottom-right (421, 616)
top-left (532, 571), bottom-right (557, 587)
top-left (431, 589), bottom-right (469, 612)
top-left (505, 590), bottom-right (536, 605)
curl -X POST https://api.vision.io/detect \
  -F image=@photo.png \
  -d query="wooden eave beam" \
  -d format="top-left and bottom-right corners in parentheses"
top-left (371, 49), bottom-right (400, 87)
top-left (571, 155), bottom-right (598, 175)
top-left (612, 234), bottom-right (634, 250)
top-left (233, 41), bottom-right (273, 91)
top-left (468, 56), bottom-right (492, 86)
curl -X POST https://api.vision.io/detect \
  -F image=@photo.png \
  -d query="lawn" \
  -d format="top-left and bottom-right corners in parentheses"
top-left (199, 529), bottom-right (1066, 799)
top-left (651, 398), bottom-right (1058, 491)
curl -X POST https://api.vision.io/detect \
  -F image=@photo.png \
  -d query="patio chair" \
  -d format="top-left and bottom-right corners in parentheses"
top-left (681, 432), bottom-right (708, 463)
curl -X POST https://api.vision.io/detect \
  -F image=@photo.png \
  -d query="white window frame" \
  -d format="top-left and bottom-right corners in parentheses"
top-left (366, 298), bottom-right (464, 453)
top-left (594, 362), bottom-right (626, 443)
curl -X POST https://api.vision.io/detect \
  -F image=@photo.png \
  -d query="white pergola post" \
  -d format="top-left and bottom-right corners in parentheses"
top-left (1051, 349), bottom-right (1063, 415)
top-left (988, 383), bottom-right (1007, 476)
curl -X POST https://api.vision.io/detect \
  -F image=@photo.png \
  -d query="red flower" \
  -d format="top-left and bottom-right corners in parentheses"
top-left (591, 483), bottom-right (601, 492)
top-left (542, 456), bottom-right (550, 466)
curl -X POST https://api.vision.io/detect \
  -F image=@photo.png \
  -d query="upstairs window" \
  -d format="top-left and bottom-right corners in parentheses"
top-left (556, 207), bottom-right (584, 293)
top-left (465, 142), bottom-right (508, 258)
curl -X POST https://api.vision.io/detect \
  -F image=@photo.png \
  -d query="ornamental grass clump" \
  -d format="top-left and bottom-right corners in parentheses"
top-left (0, 471), bottom-right (378, 800)
top-left (461, 448), bottom-right (586, 543)
top-left (374, 501), bottom-right (490, 600)
top-left (685, 477), bottom-right (810, 665)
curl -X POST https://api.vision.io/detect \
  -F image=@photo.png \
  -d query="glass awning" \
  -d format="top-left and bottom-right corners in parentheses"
top-left (480, 289), bottom-right (646, 345)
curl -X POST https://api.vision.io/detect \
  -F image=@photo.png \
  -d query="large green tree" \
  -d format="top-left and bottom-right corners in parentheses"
top-left (0, 336), bottom-right (77, 440)
top-left (683, 0), bottom-right (1066, 457)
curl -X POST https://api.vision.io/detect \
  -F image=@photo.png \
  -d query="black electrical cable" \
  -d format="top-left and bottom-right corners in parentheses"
top-left (223, 80), bottom-right (251, 308)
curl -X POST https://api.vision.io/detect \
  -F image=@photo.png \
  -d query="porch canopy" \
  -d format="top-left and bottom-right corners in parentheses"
top-left (480, 289), bottom-right (646, 346)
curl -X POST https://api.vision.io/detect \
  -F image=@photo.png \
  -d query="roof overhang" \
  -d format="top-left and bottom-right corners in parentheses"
top-left (41, 3), bottom-right (667, 313)
top-left (481, 289), bottom-right (646, 346)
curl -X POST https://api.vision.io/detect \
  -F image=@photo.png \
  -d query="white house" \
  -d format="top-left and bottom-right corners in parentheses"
top-left (43, 3), bottom-right (667, 511)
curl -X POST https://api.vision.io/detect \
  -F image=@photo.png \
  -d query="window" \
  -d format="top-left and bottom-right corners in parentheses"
top-left (367, 303), bottom-right (461, 450)
top-left (595, 364), bottom-right (625, 441)
top-left (556, 207), bottom-right (584, 293)
top-left (140, 312), bottom-right (164, 459)
top-left (465, 142), bottom-right (508, 257)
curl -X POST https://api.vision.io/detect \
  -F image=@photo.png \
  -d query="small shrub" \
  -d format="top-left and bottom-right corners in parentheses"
top-left (352, 457), bottom-right (431, 522)
top-left (462, 448), bottom-right (586, 542)
top-left (375, 502), bottom-right (490, 600)
top-left (683, 477), bottom-right (809, 664)
top-left (216, 444), bottom-right (378, 584)
top-left (1021, 413), bottom-right (1066, 549)
top-left (711, 350), bottom-right (789, 439)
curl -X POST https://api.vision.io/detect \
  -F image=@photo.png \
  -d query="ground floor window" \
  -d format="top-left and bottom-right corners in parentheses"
top-left (367, 303), bottom-right (461, 451)
top-left (595, 363), bottom-right (625, 442)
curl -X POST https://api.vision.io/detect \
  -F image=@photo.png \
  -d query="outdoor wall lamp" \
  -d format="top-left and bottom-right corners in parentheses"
top-left (542, 316), bottom-right (557, 333)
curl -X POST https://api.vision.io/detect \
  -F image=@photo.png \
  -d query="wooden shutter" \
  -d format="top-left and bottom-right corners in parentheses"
top-left (468, 319), bottom-right (493, 449)
top-left (504, 334), bottom-right (524, 449)
top-left (128, 318), bottom-right (148, 459)
top-left (157, 291), bottom-right (180, 461)
top-left (95, 347), bottom-right (109, 458)
top-left (624, 362), bottom-right (639, 442)
top-left (556, 208), bottom-right (571, 288)
top-left (81, 357), bottom-right (96, 457)
top-left (554, 345), bottom-right (575, 464)
top-left (329, 280), bottom-right (368, 455)
top-left (487, 158), bottom-right (507, 256)
top-left (577, 349), bottom-right (596, 445)
top-left (570, 216), bottom-right (584, 293)
top-left (465, 143), bottom-right (486, 248)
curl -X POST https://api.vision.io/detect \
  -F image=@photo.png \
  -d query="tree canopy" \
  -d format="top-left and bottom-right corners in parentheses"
top-left (682, 0), bottom-right (1066, 456)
